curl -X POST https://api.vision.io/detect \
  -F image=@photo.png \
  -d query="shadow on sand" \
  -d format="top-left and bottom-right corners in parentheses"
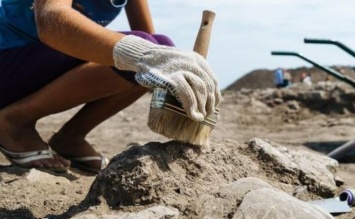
top-left (304, 140), bottom-right (355, 163)
top-left (0, 208), bottom-right (36, 219)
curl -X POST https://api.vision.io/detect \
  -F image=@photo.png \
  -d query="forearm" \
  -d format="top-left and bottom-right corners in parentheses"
top-left (125, 0), bottom-right (155, 33)
top-left (34, 1), bottom-right (123, 66)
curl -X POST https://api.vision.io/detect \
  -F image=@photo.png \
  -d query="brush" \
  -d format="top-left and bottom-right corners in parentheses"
top-left (147, 10), bottom-right (219, 146)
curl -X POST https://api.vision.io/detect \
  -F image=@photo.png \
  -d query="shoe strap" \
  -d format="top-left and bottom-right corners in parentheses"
top-left (0, 146), bottom-right (54, 164)
top-left (13, 153), bottom-right (53, 164)
top-left (70, 156), bottom-right (110, 170)
top-left (0, 145), bottom-right (52, 158)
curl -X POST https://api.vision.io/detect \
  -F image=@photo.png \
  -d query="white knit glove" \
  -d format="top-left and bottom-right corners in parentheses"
top-left (113, 35), bottom-right (221, 121)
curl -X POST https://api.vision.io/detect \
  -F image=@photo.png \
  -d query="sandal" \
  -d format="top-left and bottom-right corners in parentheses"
top-left (0, 144), bottom-right (69, 172)
top-left (64, 155), bottom-right (109, 173)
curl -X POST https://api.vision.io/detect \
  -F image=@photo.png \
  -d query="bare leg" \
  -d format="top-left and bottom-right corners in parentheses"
top-left (0, 62), bottom-right (146, 169)
top-left (49, 80), bottom-right (147, 169)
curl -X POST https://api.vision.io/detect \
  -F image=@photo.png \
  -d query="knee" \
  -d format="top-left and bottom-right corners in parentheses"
top-left (122, 30), bottom-right (158, 44)
top-left (152, 34), bottom-right (175, 47)
top-left (119, 31), bottom-right (174, 46)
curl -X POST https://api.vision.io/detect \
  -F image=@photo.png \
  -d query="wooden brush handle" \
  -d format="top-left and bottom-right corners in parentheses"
top-left (193, 10), bottom-right (216, 59)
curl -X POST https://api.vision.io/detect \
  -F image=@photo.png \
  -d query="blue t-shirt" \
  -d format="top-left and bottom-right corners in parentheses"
top-left (0, 0), bottom-right (127, 50)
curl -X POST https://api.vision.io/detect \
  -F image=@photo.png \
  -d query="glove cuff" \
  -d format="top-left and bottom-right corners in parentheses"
top-left (113, 35), bottom-right (158, 72)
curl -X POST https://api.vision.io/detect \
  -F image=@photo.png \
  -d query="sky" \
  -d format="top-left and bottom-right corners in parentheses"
top-left (108, 0), bottom-right (355, 89)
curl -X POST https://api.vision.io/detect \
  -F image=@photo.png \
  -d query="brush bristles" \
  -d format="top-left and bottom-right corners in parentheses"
top-left (148, 108), bottom-right (213, 146)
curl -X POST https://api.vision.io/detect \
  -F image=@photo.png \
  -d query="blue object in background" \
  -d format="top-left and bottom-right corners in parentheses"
top-left (274, 68), bottom-right (284, 86)
top-left (340, 189), bottom-right (355, 206)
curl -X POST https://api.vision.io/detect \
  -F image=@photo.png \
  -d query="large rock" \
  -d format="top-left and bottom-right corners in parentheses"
top-left (247, 138), bottom-right (338, 197)
top-left (218, 177), bottom-right (273, 203)
top-left (233, 188), bottom-right (333, 219)
top-left (75, 139), bottom-right (338, 218)
top-left (83, 140), bottom-right (257, 217)
top-left (72, 206), bottom-right (179, 219)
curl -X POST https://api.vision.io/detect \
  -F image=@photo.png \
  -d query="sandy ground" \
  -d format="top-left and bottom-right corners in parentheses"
top-left (0, 89), bottom-right (355, 219)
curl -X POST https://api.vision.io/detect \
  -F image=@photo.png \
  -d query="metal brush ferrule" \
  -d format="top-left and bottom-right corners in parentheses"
top-left (150, 88), bottom-right (219, 128)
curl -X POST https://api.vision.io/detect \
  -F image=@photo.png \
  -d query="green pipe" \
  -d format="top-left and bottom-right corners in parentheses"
top-left (271, 51), bottom-right (355, 88)
top-left (304, 38), bottom-right (355, 58)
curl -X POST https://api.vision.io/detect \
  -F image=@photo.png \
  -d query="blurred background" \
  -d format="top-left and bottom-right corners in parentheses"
top-left (108, 0), bottom-right (355, 89)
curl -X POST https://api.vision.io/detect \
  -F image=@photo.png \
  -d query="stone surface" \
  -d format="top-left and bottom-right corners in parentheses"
top-left (247, 138), bottom-right (338, 197)
top-left (233, 188), bottom-right (334, 219)
top-left (26, 168), bottom-right (70, 185)
top-left (72, 206), bottom-right (179, 219)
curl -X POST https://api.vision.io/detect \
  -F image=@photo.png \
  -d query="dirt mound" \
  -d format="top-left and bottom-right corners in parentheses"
top-left (226, 66), bottom-right (355, 91)
top-left (63, 139), bottom-right (337, 218)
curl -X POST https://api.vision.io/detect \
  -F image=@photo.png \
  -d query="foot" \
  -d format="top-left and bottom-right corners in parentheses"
top-left (0, 113), bottom-right (71, 170)
top-left (49, 132), bottom-right (106, 172)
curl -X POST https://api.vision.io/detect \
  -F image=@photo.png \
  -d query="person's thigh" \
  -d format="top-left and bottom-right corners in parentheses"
top-left (0, 43), bottom-right (85, 108)
top-left (0, 32), bottom-right (175, 108)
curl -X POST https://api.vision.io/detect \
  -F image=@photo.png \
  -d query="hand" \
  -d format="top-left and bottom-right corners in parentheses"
top-left (113, 35), bottom-right (221, 121)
